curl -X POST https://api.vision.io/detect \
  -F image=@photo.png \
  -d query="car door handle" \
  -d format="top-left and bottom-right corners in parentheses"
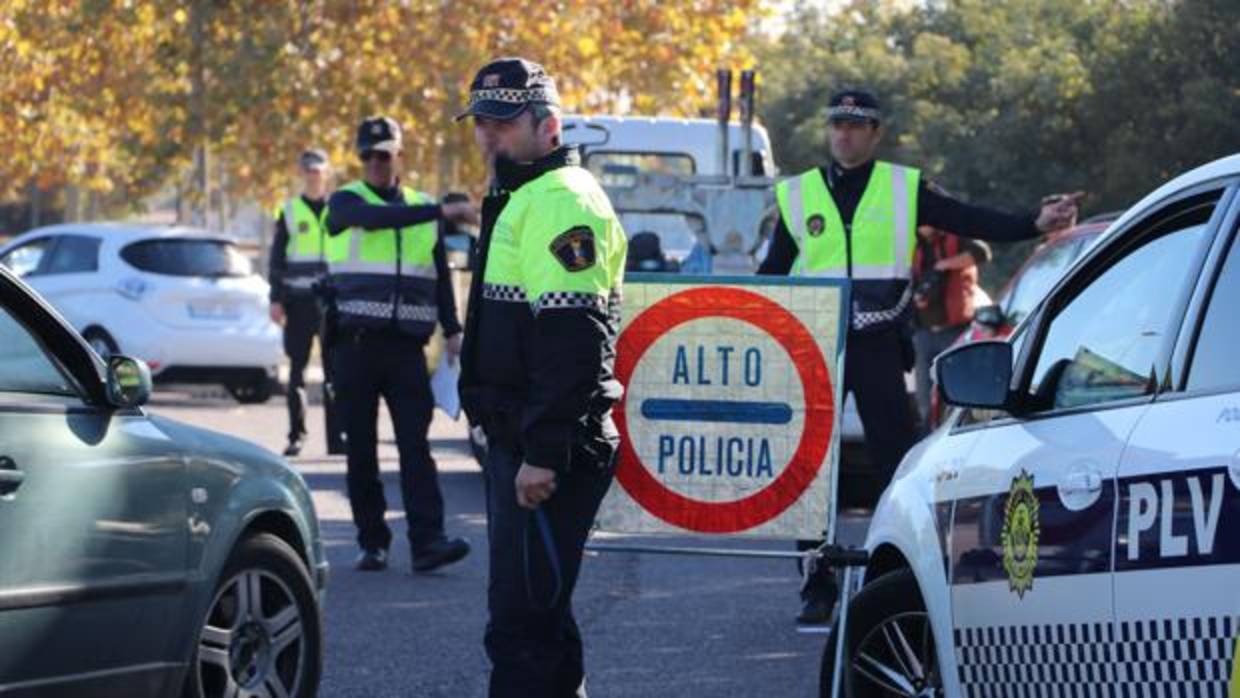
top-left (1061, 471), bottom-right (1102, 494)
top-left (0, 456), bottom-right (23, 496)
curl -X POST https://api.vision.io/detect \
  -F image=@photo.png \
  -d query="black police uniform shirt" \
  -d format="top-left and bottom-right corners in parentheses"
top-left (758, 159), bottom-right (1043, 279)
top-left (268, 195), bottom-right (327, 303)
top-left (458, 146), bottom-right (623, 474)
top-left (324, 183), bottom-right (462, 338)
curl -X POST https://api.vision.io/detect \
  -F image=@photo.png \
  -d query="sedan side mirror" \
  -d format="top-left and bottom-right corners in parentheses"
top-left (935, 340), bottom-right (1015, 410)
top-left (106, 355), bottom-right (152, 409)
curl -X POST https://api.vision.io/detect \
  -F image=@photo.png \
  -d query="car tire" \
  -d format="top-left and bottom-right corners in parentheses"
top-left (819, 569), bottom-right (942, 698)
top-left (82, 327), bottom-right (118, 359)
top-left (183, 533), bottom-right (322, 698)
top-left (227, 377), bottom-right (274, 404)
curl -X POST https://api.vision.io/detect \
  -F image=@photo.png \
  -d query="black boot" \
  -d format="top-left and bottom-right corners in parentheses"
top-left (412, 537), bottom-right (471, 573)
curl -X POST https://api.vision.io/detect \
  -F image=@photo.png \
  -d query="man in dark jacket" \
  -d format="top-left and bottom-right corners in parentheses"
top-left (323, 116), bottom-right (479, 574)
top-left (458, 58), bottom-right (627, 698)
top-left (760, 88), bottom-right (1081, 624)
top-left (268, 148), bottom-right (343, 457)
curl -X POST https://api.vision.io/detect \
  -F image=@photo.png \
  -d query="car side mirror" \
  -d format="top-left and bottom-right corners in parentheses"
top-left (106, 355), bottom-right (152, 409)
top-left (974, 304), bottom-right (1005, 329)
top-left (935, 340), bottom-right (1015, 410)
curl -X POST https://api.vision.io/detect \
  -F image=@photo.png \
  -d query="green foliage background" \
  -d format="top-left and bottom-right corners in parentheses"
top-left (757, 0), bottom-right (1239, 288)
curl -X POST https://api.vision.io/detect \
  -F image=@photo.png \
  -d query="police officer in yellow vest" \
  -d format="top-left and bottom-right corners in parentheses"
top-left (268, 148), bottom-right (342, 457)
top-left (758, 89), bottom-right (1082, 624)
top-left (323, 116), bottom-right (479, 573)
top-left (457, 58), bottom-right (627, 698)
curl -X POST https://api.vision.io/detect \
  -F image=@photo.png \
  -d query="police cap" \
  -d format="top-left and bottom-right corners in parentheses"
top-left (456, 57), bottom-right (560, 122)
top-left (828, 89), bottom-right (882, 125)
top-left (355, 116), bottom-right (402, 155)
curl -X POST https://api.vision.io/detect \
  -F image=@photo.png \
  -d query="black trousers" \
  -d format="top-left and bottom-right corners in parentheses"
top-left (333, 332), bottom-right (446, 552)
top-left (802, 327), bottom-right (918, 601)
top-left (282, 296), bottom-right (342, 449)
top-left (843, 327), bottom-right (918, 483)
top-left (483, 422), bottom-right (614, 698)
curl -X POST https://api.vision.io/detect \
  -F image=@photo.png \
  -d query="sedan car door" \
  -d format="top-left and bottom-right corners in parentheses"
top-left (1114, 184), bottom-right (1240, 693)
top-left (947, 188), bottom-right (1219, 695)
top-left (0, 271), bottom-right (188, 697)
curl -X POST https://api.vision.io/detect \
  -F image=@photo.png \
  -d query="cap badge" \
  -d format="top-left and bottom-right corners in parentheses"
top-left (482, 73), bottom-right (501, 88)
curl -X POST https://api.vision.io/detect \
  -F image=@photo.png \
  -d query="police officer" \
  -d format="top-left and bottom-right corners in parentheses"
top-left (457, 58), bottom-right (627, 697)
top-left (268, 148), bottom-right (344, 457)
top-left (758, 89), bottom-right (1081, 624)
top-left (323, 116), bottom-right (478, 573)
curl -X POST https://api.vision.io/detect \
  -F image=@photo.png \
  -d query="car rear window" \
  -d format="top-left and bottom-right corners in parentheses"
top-left (121, 239), bottom-right (252, 277)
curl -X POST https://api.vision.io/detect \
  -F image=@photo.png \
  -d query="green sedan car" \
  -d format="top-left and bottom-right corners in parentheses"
top-left (0, 265), bottom-right (326, 697)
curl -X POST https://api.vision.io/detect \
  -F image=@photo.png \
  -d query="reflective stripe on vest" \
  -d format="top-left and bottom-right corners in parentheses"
top-left (482, 166), bottom-right (625, 317)
top-left (775, 161), bottom-right (919, 280)
top-left (324, 181), bottom-right (438, 279)
top-left (282, 197), bottom-right (327, 263)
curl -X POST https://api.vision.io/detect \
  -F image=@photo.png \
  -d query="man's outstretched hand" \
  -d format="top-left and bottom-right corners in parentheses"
top-left (1036, 191), bottom-right (1085, 234)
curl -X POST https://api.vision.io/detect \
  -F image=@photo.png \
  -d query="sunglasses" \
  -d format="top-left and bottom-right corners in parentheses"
top-left (360, 150), bottom-right (393, 163)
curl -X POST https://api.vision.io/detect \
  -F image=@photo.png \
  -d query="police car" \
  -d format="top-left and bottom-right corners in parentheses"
top-left (824, 153), bottom-right (1240, 697)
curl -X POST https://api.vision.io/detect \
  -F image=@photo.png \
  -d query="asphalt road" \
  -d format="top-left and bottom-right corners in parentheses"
top-left (148, 385), bottom-right (828, 698)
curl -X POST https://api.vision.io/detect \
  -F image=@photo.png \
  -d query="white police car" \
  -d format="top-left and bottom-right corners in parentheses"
top-left (824, 153), bottom-right (1240, 697)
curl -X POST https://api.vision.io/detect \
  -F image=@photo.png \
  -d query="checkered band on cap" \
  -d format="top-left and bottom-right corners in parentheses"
top-left (469, 87), bottom-right (558, 107)
top-left (828, 104), bottom-right (881, 121)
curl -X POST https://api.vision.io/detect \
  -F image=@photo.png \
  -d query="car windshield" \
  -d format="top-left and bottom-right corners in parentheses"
top-left (1001, 235), bottom-right (1096, 325)
top-left (586, 152), bottom-right (696, 188)
top-left (121, 238), bottom-right (252, 277)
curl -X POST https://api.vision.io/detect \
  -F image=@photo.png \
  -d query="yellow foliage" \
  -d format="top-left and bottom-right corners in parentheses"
top-left (0, 0), bottom-right (763, 210)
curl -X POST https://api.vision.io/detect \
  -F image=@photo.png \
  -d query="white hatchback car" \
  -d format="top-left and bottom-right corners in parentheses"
top-left (0, 223), bottom-right (281, 403)
top-left (824, 153), bottom-right (1240, 697)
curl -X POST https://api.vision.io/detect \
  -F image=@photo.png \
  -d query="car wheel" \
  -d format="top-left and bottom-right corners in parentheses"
top-left (820, 569), bottom-right (942, 698)
top-left (184, 533), bottom-right (322, 698)
top-left (227, 378), bottom-right (274, 404)
top-left (83, 327), bottom-right (118, 359)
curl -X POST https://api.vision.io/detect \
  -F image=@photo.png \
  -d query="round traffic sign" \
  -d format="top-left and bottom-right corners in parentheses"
top-left (614, 286), bottom-right (835, 533)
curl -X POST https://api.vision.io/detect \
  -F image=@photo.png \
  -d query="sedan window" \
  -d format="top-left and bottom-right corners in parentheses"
top-left (1027, 197), bottom-right (1217, 411)
top-left (0, 305), bottom-right (74, 396)
top-left (43, 235), bottom-right (101, 274)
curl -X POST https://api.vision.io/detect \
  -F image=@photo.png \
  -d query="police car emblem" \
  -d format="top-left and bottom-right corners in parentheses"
top-left (806, 214), bottom-right (826, 237)
top-left (1001, 469), bottom-right (1040, 598)
top-left (549, 226), bottom-right (596, 272)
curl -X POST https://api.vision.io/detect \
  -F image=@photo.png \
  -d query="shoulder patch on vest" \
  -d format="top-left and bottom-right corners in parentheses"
top-left (549, 226), bottom-right (597, 272)
top-left (806, 214), bottom-right (826, 237)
